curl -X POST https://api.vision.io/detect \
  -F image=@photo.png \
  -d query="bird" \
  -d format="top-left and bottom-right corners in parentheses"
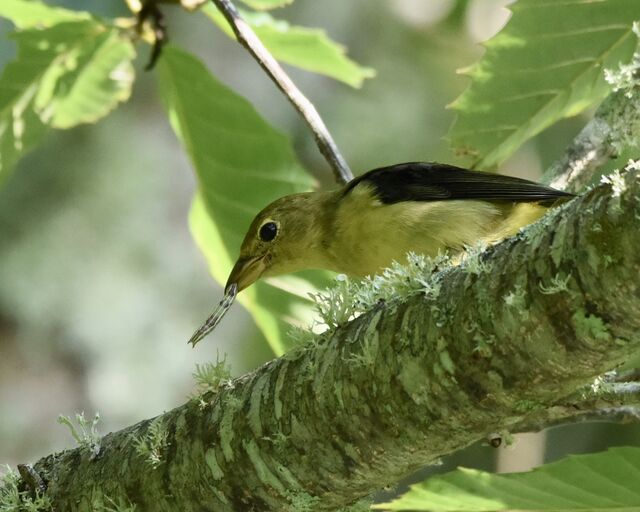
top-left (226, 162), bottom-right (573, 289)
top-left (189, 162), bottom-right (573, 346)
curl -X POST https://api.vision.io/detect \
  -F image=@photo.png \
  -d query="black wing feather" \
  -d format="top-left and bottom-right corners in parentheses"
top-left (344, 162), bottom-right (574, 204)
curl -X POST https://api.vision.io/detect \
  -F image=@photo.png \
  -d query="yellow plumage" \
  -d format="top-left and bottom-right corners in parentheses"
top-left (327, 183), bottom-right (547, 276)
top-left (225, 163), bottom-right (572, 290)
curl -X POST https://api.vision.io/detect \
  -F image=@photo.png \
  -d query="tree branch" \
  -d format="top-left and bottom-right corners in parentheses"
top-left (210, 0), bottom-right (353, 184)
top-left (17, 169), bottom-right (640, 510)
top-left (543, 62), bottom-right (640, 191)
top-left (512, 382), bottom-right (640, 434)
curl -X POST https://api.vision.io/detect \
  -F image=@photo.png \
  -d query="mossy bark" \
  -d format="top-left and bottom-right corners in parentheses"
top-left (25, 172), bottom-right (640, 510)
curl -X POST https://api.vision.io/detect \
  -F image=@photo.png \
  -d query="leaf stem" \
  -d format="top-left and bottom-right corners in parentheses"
top-left (210, 0), bottom-right (353, 184)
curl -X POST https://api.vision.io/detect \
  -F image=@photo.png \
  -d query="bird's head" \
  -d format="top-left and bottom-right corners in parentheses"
top-left (225, 191), bottom-right (333, 293)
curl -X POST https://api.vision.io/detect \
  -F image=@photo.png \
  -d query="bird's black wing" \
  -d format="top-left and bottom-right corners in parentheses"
top-left (344, 162), bottom-right (574, 205)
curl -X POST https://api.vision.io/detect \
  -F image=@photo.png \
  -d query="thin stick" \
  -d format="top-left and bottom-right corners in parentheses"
top-left (210, 0), bottom-right (353, 184)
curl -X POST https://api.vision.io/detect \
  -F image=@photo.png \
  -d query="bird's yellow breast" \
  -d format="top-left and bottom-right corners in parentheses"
top-left (326, 184), bottom-right (547, 277)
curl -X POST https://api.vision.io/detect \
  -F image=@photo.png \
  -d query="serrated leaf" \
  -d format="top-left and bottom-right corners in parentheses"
top-left (449, 0), bottom-right (640, 169)
top-left (203, 5), bottom-right (374, 88)
top-left (158, 45), bottom-right (329, 354)
top-left (239, 0), bottom-right (294, 10)
top-left (0, 0), bottom-right (89, 29)
top-left (375, 446), bottom-right (640, 511)
top-left (0, 20), bottom-right (135, 180)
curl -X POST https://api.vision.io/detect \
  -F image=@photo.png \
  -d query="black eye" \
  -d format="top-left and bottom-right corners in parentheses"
top-left (259, 221), bottom-right (278, 242)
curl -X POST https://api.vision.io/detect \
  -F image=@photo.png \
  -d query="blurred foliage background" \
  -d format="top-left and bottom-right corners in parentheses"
top-left (0, 0), bottom-right (638, 500)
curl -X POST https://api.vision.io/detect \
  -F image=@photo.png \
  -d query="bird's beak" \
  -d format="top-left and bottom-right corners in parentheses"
top-left (225, 255), bottom-right (267, 293)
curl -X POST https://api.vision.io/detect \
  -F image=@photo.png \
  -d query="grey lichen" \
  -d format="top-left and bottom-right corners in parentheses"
top-left (192, 352), bottom-right (232, 395)
top-left (356, 252), bottom-right (446, 302)
top-left (459, 242), bottom-right (491, 275)
top-left (0, 466), bottom-right (51, 512)
top-left (288, 324), bottom-right (319, 347)
top-left (605, 22), bottom-right (640, 94)
top-left (306, 253), bottom-right (449, 340)
top-left (132, 417), bottom-right (169, 469)
top-left (57, 412), bottom-right (101, 458)
top-left (600, 167), bottom-right (630, 199)
top-left (538, 273), bottom-right (572, 295)
top-left (572, 310), bottom-right (612, 343)
top-left (310, 274), bottom-right (357, 329)
top-left (503, 284), bottom-right (527, 308)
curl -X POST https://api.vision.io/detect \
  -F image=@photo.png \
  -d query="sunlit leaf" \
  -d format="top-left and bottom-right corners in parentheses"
top-left (0, 20), bottom-right (135, 181)
top-left (203, 5), bottom-right (374, 88)
top-left (449, 0), bottom-right (640, 169)
top-left (375, 446), bottom-right (640, 511)
top-left (158, 45), bottom-right (329, 354)
top-left (0, 0), bottom-right (89, 29)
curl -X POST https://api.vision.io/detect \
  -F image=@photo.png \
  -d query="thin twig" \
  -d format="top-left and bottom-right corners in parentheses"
top-left (210, 0), bottom-right (353, 184)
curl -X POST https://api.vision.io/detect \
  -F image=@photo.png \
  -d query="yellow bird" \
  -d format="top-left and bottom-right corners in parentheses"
top-left (189, 162), bottom-right (573, 345)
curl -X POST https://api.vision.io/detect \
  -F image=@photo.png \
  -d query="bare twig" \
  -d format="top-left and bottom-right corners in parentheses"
top-left (210, 0), bottom-right (353, 184)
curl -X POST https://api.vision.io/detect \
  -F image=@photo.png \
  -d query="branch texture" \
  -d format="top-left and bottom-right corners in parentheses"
top-left (22, 170), bottom-right (640, 510)
top-left (210, 0), bottom-right (353, 184)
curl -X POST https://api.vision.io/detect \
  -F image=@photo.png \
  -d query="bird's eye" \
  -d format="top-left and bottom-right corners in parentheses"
top-left (259, 221), bottom-right (278, 242)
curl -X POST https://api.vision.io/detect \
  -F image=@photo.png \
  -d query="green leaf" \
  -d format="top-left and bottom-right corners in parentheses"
top-left (375, 446), bottom-right (640, 511)
top-left (203, 5), bottom-right (375, 88)
top-left (158, 45), bottom-right (329, 354)
top-left (449, 0), bottom-right (640, 169)
top-left (0, 21), bottom-right (135, 180)
top-left (0, 0), bottom-right (89, 29)
top-left (31, 25), bottom-right (135, 128)
top-left (239, 0), bottom-right (294, 10)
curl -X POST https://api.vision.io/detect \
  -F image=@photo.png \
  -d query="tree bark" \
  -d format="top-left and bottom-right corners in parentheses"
top-left (20, 171), bottom-right (640, 510)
